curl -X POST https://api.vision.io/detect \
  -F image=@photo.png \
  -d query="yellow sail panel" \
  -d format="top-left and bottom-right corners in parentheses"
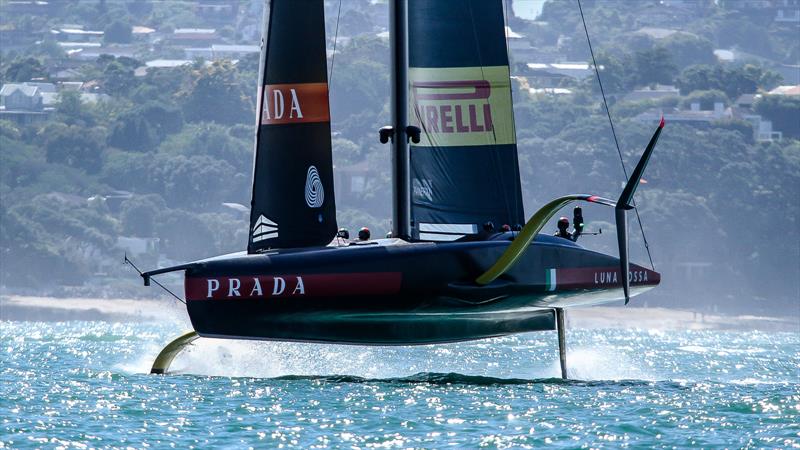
top-left (409, 66), bottom-right (515, 147)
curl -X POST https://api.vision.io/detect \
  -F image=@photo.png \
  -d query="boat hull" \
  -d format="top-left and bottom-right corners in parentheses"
top-left (183, 234), bottom-right (659, 345)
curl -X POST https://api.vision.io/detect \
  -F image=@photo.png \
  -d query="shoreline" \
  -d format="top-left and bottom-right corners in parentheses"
top-left (1, 295), bottom-right (797, 332)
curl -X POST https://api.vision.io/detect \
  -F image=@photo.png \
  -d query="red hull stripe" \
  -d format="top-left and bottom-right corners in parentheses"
top-left (185, 272), bottom-right (402, 301)
top-left (556, 266), bottom-right (660, 290)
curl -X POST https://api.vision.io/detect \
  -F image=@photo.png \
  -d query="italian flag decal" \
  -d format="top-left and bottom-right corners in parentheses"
top-left (546, 268), bottom-right (557, 292)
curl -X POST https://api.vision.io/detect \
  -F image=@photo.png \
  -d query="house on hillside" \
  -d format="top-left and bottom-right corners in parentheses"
top-left (768, 85), bottom-right (800, 96)
top-left (4, 0), bottom-right (52, 14)
top-left (623, 85), bottom-right (681, 103)
top-left (51, 27), bottom-right (104, 43)
top-left (335, 161), bottom-right (372, 201)
top-left (135, 59), bottom-right (195, 76)
top-left (132, 26), bottom-right (157, 43)
top-left (50, 68), bottom-right (83, 81)
top-left (775, 0), bottom-right (800, 22)
top-left (170, 28), bottom-right (219, 47)
top-left (520, 62), bottom-right (599, 88)
top-left (116, 237), bottom-right (160, 258)
top-left (636, 99), bottom-right (782, 142)
top-left (0, 83), bottom-right (51, 125)
top-left (195, 0), bottom-right (239, 23)
top-left (184, 44), bottom-right (259, 60)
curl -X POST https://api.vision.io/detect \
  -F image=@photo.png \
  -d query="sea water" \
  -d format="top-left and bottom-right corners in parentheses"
top-left (1, 320), bottom-right (798, 448)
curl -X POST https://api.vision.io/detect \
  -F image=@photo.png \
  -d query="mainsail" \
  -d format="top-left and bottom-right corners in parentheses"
top-left (248, 0), bottom-right (337, 252)
top-left (407, 0), bottom-right (524, 241)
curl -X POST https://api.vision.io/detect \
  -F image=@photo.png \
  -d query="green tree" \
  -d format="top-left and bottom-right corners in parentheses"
top-left (583, 51), bottom-right (635, 95)
top-left (53, 90), bottom-right (96, 126)
top-left (29, 39), bottom-right (67, 62)
top-left (3, 57), bottom-right (47, 82)
top-left (633, 47), bottom-right (678, 86)
top-left (178, 61), bottom-right (253, 125)
top-left (660, 33), bottom-right (716, 68)
top-left (104, 20), bottom-right (132, 44)
top-left (146, 153), bottom-right (241, 207)
top-left (40, 123), bottom-right (105, 173)
top-left (155, 209), bottom-right (216, 260)
top-left (676, 64), bottom-right (782, 98)
top-left (139, 103), bottom-right (184, 139)
top-left (120, 195), bottom-right (166, 236)
top-left (108, 112), bottom-right (157, 152)
top-left (103, 60), bottom-right (137, 96)
top-left (107, 102), bottom-right (182, 152)
top-left (158, 122), bottom-right (250, 172)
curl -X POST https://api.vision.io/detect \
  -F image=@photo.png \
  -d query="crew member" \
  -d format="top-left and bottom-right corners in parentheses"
top-left (554, 207), bottom-right (585, 242)
top-left (358, 227), bottom-right (371, 241)
top-left (555, 217), bottom-right (573, 240)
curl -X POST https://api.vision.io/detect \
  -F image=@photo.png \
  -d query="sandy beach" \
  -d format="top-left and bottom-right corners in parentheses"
top-left (1, 295), bottom-right (796, 332)
top-left (0, 295), bottom-right (189, 323)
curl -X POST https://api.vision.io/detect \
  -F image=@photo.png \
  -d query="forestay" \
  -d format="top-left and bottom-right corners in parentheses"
top-left (407, 0), bottom-right (524, 242)
top-left (248, 0), bottom-right (337, 253)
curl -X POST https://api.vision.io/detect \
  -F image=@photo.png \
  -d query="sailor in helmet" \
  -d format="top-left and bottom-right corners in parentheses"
top-left (555, 217), bottom-right (573, 240)
top-left (555, 208), bottom-right (584, 242)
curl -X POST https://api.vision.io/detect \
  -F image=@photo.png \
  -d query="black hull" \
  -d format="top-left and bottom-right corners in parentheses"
top-left (182, 234), bottom-right (659, 345)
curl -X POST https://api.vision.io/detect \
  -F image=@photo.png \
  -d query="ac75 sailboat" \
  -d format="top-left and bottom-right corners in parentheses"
top-left (137, 0), bottom-right (664, 378)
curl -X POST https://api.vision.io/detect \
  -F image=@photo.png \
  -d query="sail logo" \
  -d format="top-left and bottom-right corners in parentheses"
top-left (408, 66), bottom-right (515, 147)
top-left (412, 80), bottom-right (494, 134)
top-left (412, 178), bottom-right (433, 202)
top-left (304, 166), bottom-right (324, 208)
top-left (252, 214), bottom-right (278, 242)
top-left (261, 82), bottom-right (330, 125)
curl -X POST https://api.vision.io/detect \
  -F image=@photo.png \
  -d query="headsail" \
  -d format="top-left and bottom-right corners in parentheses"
top-left (248, 0), bottom-right (337, 253)
top-left (407, 0), bottom-right (524, 241)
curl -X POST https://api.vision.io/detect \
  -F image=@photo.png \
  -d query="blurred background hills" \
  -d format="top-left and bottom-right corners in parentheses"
top-left (0, 0), bottom-right (797, 316)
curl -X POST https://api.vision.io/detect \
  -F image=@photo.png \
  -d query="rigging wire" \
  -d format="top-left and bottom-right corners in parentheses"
top-left (577, 0), bottom-right (655, 270)
top-left (328, 0), bottom-right (343, 85)
top-left (124, 255), bottom-right (186, 305)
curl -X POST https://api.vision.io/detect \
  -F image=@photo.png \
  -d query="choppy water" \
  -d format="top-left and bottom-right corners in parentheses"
top-left (1, 320), bottom-right (798, 448)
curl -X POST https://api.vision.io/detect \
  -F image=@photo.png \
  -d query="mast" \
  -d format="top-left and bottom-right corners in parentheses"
top-left (390, 0), bottom-right (411, 240)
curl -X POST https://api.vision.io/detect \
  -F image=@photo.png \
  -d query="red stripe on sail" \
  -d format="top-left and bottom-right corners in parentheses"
top-left (412, 80), bottom-right (491, 101)
top-left (261, 82), bottom-right (330, 125)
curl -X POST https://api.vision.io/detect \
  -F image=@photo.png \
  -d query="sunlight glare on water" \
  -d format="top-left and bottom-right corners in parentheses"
top-left (1, 321), bottom-right (798, 448)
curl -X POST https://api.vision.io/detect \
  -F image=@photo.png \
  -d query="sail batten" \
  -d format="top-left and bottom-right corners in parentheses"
top-left (248, 0), bottom-right (337, 252)
top-left (408, 0), bottom-right (524, 239)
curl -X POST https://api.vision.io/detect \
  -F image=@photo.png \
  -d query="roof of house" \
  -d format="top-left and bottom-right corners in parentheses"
top-left (173, 28), bottom-right (216, 35)
top-left (0, 83), bottom-right (39, 97)
top-left (132, 26), bottom-right (156, 34)
top-left (211, 44), bottom-right (259, 53)
top-left (24, 81), bottom-right (56, 93)
top-left (145, 59), bottom-right (193, 68)
top-left (768, 85), bottom-right (800, 96)
top-left (636, 27), bottom-right (680, 39)
top-left (51, 28), bottom-right (103, 37)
